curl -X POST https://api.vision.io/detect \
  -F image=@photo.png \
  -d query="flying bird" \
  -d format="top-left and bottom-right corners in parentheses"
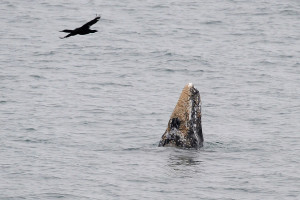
top-left (60, 15), bottom-right (101, 39)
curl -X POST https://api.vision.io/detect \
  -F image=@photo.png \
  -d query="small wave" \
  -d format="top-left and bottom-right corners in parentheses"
top-left (279, 54), bottom-right (293, 59)
top-left (151, 4), bottom-right (169, 9)
top-left (25, 128), bottom-right (36, 131)
top-left (20, 193), bottom-right (83, 199)
top-left (162, 68), bottom-right (175, 72)
top-left (14, 135), bottom-right (53, 144)
top-left (98, 82), bottom-right (133, 87)
top-left (254, 12), bottom-right (270, 16)
top-left (33, 51), bottom-right (56, 56)
top-left (280, 10), bottom-right (299, 16)
top-left (29, 74), bottom-right (46, 79)
top-left (259, 60), bottom-right (276, 65)
top-left (203, 141), bottom-right (225, 152)
top-left (154, 67), bottom-right (191, 73)
top-left (23, 138), bottom-right (51, 144)
top-left (123, 147), bottom-right (142, 151)
top-left (203, 20), bottom-right (223, 25)
top-left (292, 63), bottom-right (300, 68)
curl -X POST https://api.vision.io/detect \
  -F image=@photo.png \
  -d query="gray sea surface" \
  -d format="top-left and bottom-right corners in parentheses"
top-left (1, 0), bottom-right (300, 199)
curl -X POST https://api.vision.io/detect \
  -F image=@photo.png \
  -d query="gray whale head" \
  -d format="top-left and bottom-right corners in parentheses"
top-left (159, 83), bottom-right (203, 148)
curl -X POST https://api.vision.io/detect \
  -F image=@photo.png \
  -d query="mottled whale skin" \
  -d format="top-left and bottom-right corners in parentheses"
top-left (159, 83), bottom-right (203, 148)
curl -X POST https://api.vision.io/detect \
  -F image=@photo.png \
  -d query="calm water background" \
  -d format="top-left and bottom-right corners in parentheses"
top-left (1, 0), bottom-right (300, 199)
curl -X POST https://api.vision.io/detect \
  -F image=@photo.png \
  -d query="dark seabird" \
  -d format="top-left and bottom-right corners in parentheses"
top-left (60, 15), bottom-right (101, 39)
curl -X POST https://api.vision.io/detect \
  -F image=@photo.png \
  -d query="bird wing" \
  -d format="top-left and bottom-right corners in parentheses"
top-left (60, 29), bottom-right (73, 33)
top-left (81, 16), bottom-right (101, 29)
top-left (60, 31), bottom-right (77, 39)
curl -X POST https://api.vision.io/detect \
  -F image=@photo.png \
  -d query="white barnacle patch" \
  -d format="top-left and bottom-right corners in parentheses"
top-left (163, 129), bottom-right (187, 147)
top-left (188, 98), bottom-right (192, 121)
top-left (188, 82), bottom-right (194, 88)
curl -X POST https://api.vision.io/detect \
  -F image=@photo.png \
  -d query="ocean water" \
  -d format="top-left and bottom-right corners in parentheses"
top-left (1, 0), bottom-right (300, 199)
